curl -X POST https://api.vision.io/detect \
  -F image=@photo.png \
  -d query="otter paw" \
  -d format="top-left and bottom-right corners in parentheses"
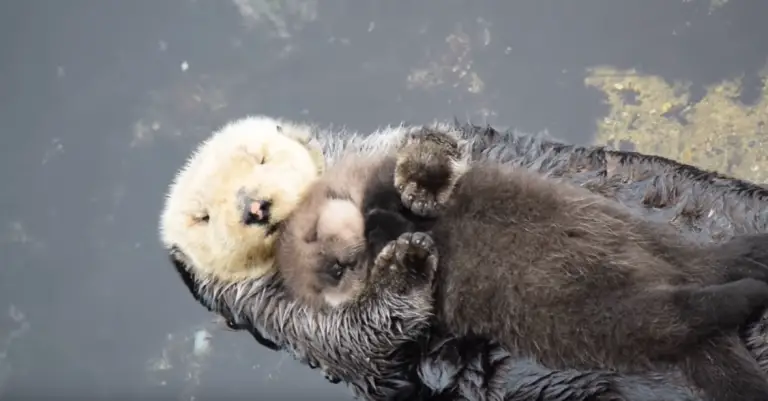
top-left (393, 232), bottom-right (438, 279)
top-left (395, 129), bottom-right (465, 218)
top-left (400, 186), bottom-right (442, 218)
top-left (373, 240), bottom-right (398, 272)
top-left (372, 232), bottom-right (438, 292)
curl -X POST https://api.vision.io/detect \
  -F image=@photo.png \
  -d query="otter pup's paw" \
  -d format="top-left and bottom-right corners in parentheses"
top-left (395, 129), bottom-right (467, 218)
top-left (372, 232), bottom-right (438, 293)
top-left (394, 232), bottom-right (438, 279)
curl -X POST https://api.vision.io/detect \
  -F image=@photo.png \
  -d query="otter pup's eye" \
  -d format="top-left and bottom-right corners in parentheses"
top-left (329, 263), bottom-right (345, 280)
top-left (323, 260), bottom-right (351, 284)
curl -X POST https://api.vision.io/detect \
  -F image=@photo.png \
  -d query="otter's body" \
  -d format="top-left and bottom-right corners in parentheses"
top-left (164, 117), bottom-right (768, 401)
top-left (279, 129), bottom-right (768, 401)
top-left (412, 163), bottom-right (765, 366)
top-left (384, 131), bottom-right (768, 401)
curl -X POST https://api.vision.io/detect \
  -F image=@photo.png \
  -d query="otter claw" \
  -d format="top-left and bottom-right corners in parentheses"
top-left (394, 232), bottom-right (438, 276)
top-left (372, 232), bottom-right (438, 293)
top-left (374, 241), bottom-right (397, 270)
top-left (400, 190), bottom-right (438, 218)
top-left (414, 200), bottom-right (439, 217)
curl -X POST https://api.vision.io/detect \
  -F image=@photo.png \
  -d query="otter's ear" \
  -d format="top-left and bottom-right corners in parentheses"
top-left (277, 123), bottom-right (311, 144)
top-left (276, 124), bottom-right (326, 175)
top-left (168, 246), bottom-right (215, 312)
top-left (304, 140), bottom-right (326, 175)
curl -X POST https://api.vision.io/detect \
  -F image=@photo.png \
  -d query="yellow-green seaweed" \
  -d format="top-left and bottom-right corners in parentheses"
top-left (585, 65), bottom-right (768, 183)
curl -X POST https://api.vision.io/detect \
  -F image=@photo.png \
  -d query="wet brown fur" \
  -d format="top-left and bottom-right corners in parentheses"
top-left (278, 127), bottom-right (768, 401)
top-left (162, 118), bottom-right (768, 401)
top-left (385, 129), bottom-right (768, 401)
top-left (276, 154), bottom-right (427, 310)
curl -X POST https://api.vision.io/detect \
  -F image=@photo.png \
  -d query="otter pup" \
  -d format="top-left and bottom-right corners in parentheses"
top-left (275, 152), bottom-right (437, 313)
top-left (390, 129), bottom-right (768, 401)
top-left (275, 128), bottom-right (768, 401)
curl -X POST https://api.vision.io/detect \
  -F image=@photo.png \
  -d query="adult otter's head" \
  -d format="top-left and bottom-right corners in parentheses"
top-left (159, 115), bottom-right (325, 287)
top-left (159, 120), bottom-right (441, 399)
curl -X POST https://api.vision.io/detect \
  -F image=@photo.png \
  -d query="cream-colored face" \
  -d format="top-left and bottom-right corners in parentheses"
top-left (160, 116), bottom-right (324, 282)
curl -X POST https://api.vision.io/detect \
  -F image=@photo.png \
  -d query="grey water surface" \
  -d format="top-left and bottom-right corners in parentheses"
top-left (1, 0), bottom-right (767, 399)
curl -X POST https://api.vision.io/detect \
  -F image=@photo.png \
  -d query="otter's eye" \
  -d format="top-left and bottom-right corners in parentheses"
top-left (323, 261), bottom-right (349, 284)
top-left (192, 213), bottom-right (210, 224)
top-left (329, 263), bottom-right (345, 280)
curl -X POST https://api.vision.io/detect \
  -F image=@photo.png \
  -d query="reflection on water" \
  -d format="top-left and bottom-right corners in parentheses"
top-left (0, 0), bottom-right (767, 399)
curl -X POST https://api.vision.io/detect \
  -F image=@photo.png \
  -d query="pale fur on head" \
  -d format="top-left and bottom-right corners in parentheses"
top-left (159, 115), bottom-right (325, 284)
top-left (159, 115), bottom-right (435, 399)
top-left (163, 115), bottom-right (768, 401)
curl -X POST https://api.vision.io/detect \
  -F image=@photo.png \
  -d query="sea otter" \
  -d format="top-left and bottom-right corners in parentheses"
top-left (275, 127), bottom-right (768, 401)
top-left (161, 116), bottom-right (768, 401)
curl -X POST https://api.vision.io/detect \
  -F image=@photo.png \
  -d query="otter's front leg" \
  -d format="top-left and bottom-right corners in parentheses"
top-left (394, 129), bottom-right (468, 217)
top-left (370, 232), bottom-right (439, 295)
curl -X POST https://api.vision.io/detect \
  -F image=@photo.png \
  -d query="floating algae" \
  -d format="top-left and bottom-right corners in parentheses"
top-left (585, 65), bottom-right (768, 183)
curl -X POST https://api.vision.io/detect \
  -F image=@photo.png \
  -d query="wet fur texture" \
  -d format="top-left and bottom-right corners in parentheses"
top-left (274, 154), bottom-right (386, 311)
top-left (161, 116), bottom-right (768, 401)
top-left (275, 154), bottom-right (436, 313)
top-left (160, 116), bottom-right (325, 283)
top-left (365, 130), bottom-right (768, 401)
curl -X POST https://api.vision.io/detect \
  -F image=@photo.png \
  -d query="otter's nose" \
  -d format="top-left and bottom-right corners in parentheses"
top-left (243, 198), bottom-right (272, 226)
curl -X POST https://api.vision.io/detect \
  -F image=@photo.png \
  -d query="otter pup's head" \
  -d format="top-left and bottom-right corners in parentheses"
top-left (275, 154), bottom-right (401, 310)
top-left (277, 195), bottom-right (368, 309)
